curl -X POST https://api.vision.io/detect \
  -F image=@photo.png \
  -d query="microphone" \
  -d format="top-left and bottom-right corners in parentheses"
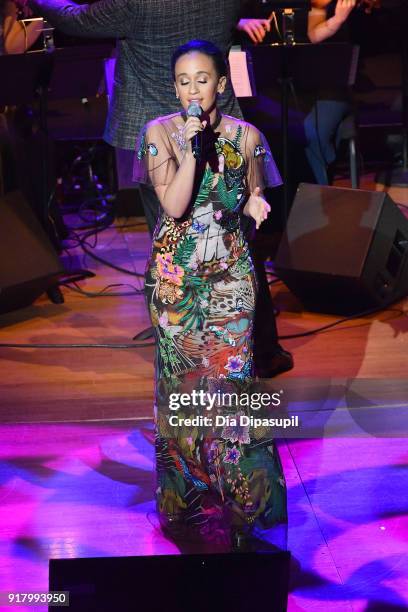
top-left (187, 102), bottom-right (203, 161)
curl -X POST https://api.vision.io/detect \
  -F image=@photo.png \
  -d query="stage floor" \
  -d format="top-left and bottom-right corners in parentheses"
top-left (0, 191), bottom-right (407, 610)
top-left (0, 423), bottom-right (407, 611)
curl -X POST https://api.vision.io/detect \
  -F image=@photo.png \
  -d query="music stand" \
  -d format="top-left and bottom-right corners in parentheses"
top-left (47, 44), bottom-right (112, 101)
top-left (0, 46), bottom-right (111, 302)
top-left (47, 44), bottom-right (114, 223)
top-left (0, 44), bottom-right (112, 222)
top-left (247, 42), bottom-right (359, 221)
top-left (0, 51), bottom-right (54, 107)
top-left (259, 0), bottom-right (311, 45)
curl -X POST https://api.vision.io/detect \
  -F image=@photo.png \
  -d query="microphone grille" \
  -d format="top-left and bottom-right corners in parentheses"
top-left (187, 102), bottom-right (202, 117)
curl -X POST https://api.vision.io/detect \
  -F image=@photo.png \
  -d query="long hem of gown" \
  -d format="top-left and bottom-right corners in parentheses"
top-left (159, 510), bottom-right (288, 554)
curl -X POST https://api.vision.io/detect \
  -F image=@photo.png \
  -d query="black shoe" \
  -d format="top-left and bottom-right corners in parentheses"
top-left (133, 326), bottom-right (154, 341)
top-left (161, 520), bottom-right (230, 554)
top-left (231, 529), bottom-right (251, 552)
top-left (255, 346), bottom-right (294, 378)
top-left (46, 285), bottom-right (64, 304)
top-left (231, 530), bottom-right (283, 553)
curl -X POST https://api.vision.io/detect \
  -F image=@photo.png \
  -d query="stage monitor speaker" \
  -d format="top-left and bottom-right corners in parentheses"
top-left (49, 551), bottom-right (291, 611)
top-left (0, 191), bottom-right (66, 314)
top-left (274, 183), bottom-right (408, 315)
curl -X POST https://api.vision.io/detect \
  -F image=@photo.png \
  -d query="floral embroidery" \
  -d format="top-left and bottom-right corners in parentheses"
top-left (171, 125), bottom-right (187, 151)
top-left (156, 252), bottom-right (184, 286)
top-left (158, 311), bottom-right (169, 328)
top-left (222, 414), bottom-right (251, 445)
top-left (224, 446), bottom-right (241, 465)
top-left (227, 358), bottom-right (252, 381)
top-left (225, 355), bottom-right (244, 373)
top-left (191, 220), bottom-right (208, 234)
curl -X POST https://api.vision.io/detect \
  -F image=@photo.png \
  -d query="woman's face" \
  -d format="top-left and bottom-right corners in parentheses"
top-left (174, 51), bottom-right (226, 113)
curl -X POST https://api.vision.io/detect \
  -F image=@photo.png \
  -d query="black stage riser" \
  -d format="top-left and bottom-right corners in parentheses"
top-left (49, 551), bottom-right (291, 612)
top-left (275, 183), bottom-right (408, 315)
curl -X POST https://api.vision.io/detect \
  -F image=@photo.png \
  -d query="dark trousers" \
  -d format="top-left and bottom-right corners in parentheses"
top-left (304, 100), bottom-right (350, 185)
top-left (139, 183), bottom-right (281, 361)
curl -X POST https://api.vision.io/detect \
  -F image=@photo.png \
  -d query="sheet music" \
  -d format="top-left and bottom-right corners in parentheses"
top-left (228, 50), bottom-right (253, 98)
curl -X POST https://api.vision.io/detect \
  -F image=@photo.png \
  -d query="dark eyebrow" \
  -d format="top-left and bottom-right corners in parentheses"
top-left (176, 71), bottom-right (210, 78)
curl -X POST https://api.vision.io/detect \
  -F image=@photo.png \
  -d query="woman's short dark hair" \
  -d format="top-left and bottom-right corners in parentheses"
top-left (171, 40), bottom-right (228, 79)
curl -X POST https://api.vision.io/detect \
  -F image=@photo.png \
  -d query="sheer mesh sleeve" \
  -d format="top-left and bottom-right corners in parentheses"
top-left (244, 125), bottom-right (282, 193)
top-left (133, 119), bottom-right (177, 186)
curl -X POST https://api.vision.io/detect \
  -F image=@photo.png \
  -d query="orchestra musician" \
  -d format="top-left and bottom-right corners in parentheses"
top-left (239, 0), bottom-right (362, 187)
top-left (1, 0), bottom-right (43, 54)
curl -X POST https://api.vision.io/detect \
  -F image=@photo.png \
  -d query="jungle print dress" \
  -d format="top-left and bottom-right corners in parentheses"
top-left (135, 112), bottom-right (287, 543)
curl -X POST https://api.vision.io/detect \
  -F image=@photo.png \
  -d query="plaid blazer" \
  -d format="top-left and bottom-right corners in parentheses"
top-left (31, 0), bottom-right (243, 149)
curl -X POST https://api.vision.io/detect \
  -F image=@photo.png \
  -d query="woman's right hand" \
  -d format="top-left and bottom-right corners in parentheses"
top-left (237, 18), bottom-right (271, 44)
top-left (183, 116), bottom-right (207, 153)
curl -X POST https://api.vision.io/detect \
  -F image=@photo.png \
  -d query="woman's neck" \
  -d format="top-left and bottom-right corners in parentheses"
top-left (204, 99), bottom-right (218, 127)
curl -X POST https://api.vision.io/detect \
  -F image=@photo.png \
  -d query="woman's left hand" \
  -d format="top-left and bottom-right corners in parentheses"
top-left (334, 0), bottom-right (357, 24)
top-left (244, 186), bottom-right (271, 229)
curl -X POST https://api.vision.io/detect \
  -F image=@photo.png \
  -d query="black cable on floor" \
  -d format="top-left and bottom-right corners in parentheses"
top-left (67, 223), bottom-right (146, 279)
top-left (62, 281), bottom-right (144, 297)
top-left (3, 308), bottom-right (405, 349)
top-left (79, 240), bottom-right (146, 278)
top-left (0, 341), bottom-right (155, 349)
top-left (278, 306), bottom-right (406, 340)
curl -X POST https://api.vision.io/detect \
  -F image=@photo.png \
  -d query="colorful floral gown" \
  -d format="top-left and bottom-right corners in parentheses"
top-left (135, 113), bottom-right (287, 543)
